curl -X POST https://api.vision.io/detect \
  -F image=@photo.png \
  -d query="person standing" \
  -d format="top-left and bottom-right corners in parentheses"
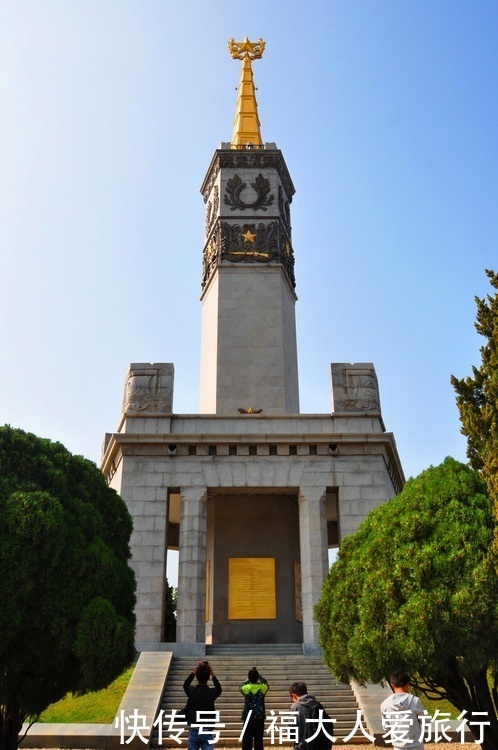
top-left (380, 671), bottom-right (425, 749)
top-left (240, 667), bottom-right (269, 750)
top-left (290, 681), bottom-right (333, 750)
top-left (183, 661), bottom-right (222, 750)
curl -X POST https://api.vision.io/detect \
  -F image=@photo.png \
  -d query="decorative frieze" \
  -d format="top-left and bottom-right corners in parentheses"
top-left (201, 219), bottom-right (295, 288)
top-left (205, 185), bottom-right (219, 235)
top-left (278, 185), bottom-right (292, 235)
top-left (201, 150), bottom-right (295, 206)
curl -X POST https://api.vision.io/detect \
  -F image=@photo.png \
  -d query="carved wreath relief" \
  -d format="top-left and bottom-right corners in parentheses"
top-left (224, 173), bottom-right (274, 211)
top-left (201, 152), bottom-right (294, 207)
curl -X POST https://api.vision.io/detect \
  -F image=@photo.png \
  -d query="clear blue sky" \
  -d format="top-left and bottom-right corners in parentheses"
top-left (1, 0), bottom-right (497, 482)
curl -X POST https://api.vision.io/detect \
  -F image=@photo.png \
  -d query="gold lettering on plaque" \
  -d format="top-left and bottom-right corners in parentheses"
top-left (228, 557), bottom-right (276, 620)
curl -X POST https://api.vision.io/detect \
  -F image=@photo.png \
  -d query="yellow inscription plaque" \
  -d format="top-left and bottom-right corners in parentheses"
top-left (228, 557), bottom-right (276, 620)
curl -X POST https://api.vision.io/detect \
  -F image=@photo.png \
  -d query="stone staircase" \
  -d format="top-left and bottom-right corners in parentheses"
top-left (153, 645), bottom-right (370, 746)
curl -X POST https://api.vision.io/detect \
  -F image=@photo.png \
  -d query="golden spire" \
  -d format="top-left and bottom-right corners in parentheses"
top-left (228, 37), bottom-right (265, 149)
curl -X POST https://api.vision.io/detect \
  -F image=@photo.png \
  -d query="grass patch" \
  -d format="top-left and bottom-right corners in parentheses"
top-left (417, 672), bottom-right (495, 719)
top-left (418, 693), bottom-right (459, 719)
top-left (38, 666), bottom-right (134, 723)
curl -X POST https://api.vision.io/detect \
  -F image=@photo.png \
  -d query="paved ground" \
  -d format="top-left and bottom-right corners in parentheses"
top-left (217, 742), bottom-right (481, 750)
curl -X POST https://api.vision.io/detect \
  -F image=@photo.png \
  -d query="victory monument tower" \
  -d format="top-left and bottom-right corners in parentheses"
top-left (101, 39), bottom-right (405, 655)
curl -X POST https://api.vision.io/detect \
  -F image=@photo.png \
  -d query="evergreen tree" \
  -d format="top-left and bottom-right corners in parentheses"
top-left (163, 579), bottom-right (177, 642)
top-left (451, 269), bottom-right (498, 508)
top-left (315, 458), bottom-right (498, 750)
top-left (0, 426), bottom-right (136, 750)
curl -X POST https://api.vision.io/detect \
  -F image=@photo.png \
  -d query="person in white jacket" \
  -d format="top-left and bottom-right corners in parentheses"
top-left (380, 672), bottom-right (426, 749)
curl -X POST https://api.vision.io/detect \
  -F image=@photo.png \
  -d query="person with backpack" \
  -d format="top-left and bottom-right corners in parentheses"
top-left (183, 661), bottom-right (222, 750)
top-left (289, 681), bottom-right (334, 750)
top-left (240, 667), bottom-right (269, 750)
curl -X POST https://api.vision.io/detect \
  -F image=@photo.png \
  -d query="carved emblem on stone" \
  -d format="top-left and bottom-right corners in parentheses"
top-left (216, 221), bottom-right (295, 287)
top-left (123, 364), bottom-right (174, 413)
top-left (221, 221), bottom-right (276, 259)
top-left (201, 220), bottom-right (296, 289)
top-left (224, 173), bottom-right (274, 211)
top-left (330, 364), bottom-right (381, 413)
top-left (345, 372), bottom-right (381, 411)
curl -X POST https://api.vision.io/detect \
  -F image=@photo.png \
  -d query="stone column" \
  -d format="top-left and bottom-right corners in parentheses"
top-left (119, 467), bottom-right (168, 652)
top-left (298, 486), bottom-right (329, 653)
top-left (176, 486), bottom-right (208, 653)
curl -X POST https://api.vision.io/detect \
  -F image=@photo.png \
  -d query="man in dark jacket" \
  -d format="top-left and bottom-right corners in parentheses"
top-left (183, 661), bottom-right (222, 750)
top-left (290, 681), bottom-right (333, 750)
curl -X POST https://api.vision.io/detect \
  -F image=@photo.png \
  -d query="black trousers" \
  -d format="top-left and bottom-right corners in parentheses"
top-left (242, 717), bottom-right (265, 750)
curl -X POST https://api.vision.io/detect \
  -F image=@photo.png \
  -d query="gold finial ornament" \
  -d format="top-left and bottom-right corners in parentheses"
top-left (228, 37), bottom-right (265, 149)
top-left (228, 37), bottom-right (265, 60)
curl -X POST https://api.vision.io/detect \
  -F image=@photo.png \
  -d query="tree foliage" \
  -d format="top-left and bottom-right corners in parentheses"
top-left (0, 426), bottom-right (136, 750)
top-left (163, 579), bottom-right (177, 642)
top-left (315, 458), bottom-right (498, 750)
top-left (451, 269), bottom-right (498, 564)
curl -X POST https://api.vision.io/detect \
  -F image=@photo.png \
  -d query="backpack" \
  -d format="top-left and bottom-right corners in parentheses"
top-left (242, 687), bottom-right (266, 720)
top-left (303, 701), bottom-right (333, 750)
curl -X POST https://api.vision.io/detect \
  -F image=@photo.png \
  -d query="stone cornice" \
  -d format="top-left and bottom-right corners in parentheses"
top-left (101, 427), bottom-right (405, 493)
top-left (200, 148), bottom-right (295, 203)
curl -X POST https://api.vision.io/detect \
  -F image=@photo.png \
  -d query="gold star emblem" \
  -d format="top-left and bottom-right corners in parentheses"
top-left (241, 229), bottom-right (257, 243)
top-left (228, 37), bottom-right (265, 61)
top-left (239, 37), bottom-right (252, 53)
